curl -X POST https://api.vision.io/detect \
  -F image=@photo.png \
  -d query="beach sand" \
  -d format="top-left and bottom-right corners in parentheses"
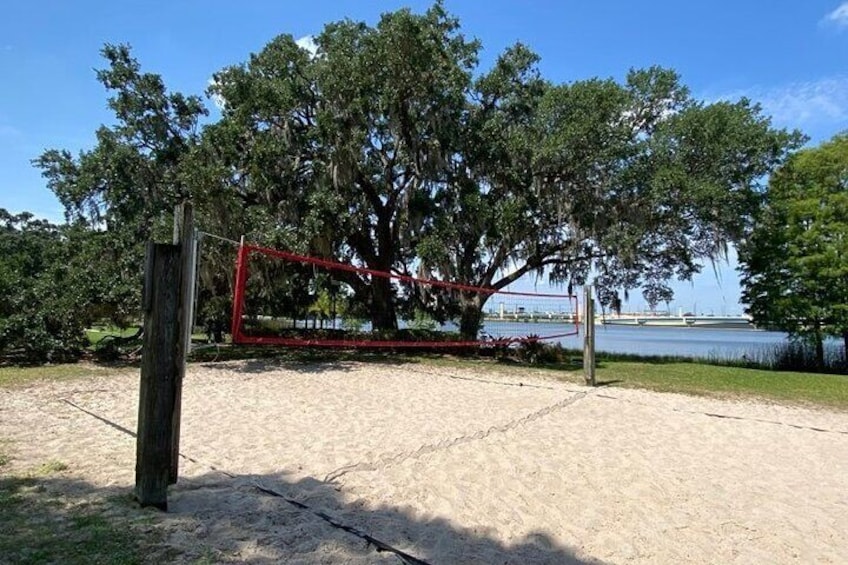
top-left (1, 360), bottom-right (847, 563)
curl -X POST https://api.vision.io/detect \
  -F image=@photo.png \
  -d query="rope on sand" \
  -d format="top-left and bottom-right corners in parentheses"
top-left (254, 483), bottom-right (431, 565)
top-left (401, 365), bottom-right (557, 390)
top-left (325, 390), bottom-right (589, 482)
top-left (61, 397), bottom-right (431, 565)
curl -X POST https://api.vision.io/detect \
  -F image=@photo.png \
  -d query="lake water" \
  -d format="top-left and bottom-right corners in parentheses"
top-left (327, 318), bottom-right (837, 361)
top-left (480, 321), bottom-right (793, 360)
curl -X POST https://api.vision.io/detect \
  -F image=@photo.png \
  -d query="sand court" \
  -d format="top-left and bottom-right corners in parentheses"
top-left (1, 360), bottom-right (847, 563)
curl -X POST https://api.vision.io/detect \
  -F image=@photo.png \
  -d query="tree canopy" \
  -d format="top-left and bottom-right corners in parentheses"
top-left (197, 3), bottom-right (801, 336)
top-left (0, 211), bottom-right (91, 362)
top-left (739, 133), bottom-right (848, 367)
top-left (35, 44), bottom-right (207, 325)
top-left (23, 2), bottom-right (805, 355)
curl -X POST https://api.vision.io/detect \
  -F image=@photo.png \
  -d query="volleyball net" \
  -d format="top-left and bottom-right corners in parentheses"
top-left (230, 241), bottom-right (579, 348)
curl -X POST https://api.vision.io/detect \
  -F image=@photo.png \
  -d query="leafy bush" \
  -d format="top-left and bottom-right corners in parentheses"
top-left (0, 211), bottom-right (92, 363)
top-left (517, 336), bottom-right (544, 364)
top-left (409, 310), bottom-right (438, 331)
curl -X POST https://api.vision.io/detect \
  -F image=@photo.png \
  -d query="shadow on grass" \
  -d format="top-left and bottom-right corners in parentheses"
top-left (0, 474), bottom-right (152, 565)
top-left (0, 469), bottom-right (600, 564)
top-left (593, 379), bottom-right (624, 387)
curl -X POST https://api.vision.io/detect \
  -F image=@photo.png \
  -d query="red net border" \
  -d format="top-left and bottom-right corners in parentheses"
top-left (230, 242), bottom-right (580, 348)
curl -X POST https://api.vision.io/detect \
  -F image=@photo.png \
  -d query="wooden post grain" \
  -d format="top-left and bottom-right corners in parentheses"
top-left (135, 243), bottom-right (182, 509)
top-left (170, 203), bottom-right (195, 484)
top-left (583, 286), bottom-right (596, 386)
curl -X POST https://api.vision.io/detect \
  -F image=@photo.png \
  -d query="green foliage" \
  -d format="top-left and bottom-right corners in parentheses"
top-left (734, 340), bottom-right (847, 374)
top-left (201, 2), bottom-right (479, 331)
top-left (201, 6), bottom-right (801, 338)
top-left (341, 315), bottom-right (366, 331)
top-left (20, 4), bottom-right (805, 358)
top-left (409, 309), bottom-right (438, 330)
top-left (307, 280), bottom-right (347, 328)
top-left (0, 211), bottom-right (90, 363)
top-left (739, 133), bottom-right (848, 367)
top-left (34, 44), bottom-right (208, 331)
top-left (441, 70), bottom-right (802, 330)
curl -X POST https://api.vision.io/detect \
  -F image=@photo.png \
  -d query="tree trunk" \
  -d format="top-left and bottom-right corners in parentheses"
top-left (370, 275), bottom-right (398, 331)
top-left (368, 210), bottom-right (399, 331)
top-left (814, 324), bottom-right (825, 370)
top-left (459, 294), bottom-right (484, 340)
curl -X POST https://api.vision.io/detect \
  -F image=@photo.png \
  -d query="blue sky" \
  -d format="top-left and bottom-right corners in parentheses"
top-left (2, 1), bottom-right (848, 313)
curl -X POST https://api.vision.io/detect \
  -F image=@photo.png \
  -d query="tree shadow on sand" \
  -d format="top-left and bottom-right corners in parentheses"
top-left (198, 352), bottom-right (415, 375)
top-left (4, 469), bottom-right (602, 564)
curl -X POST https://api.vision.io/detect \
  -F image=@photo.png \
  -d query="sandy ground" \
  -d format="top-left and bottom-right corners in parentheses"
top-left (1, 360), bottom-right (847, 564)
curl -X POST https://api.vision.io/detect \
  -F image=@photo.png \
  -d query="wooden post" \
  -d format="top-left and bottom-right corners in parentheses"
top-left (170, 202), bottom-right (195, 484)
top-left (583, 285), bottom-right (596, 386)
top-left (136, 242), bottom-right (182, 510)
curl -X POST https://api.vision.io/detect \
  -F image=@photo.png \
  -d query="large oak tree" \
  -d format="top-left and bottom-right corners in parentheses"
top-left (31, 3), bottom-right (804, 344)
top-left (201, 4), bottom-right (800, 336)
top-left (201, 3), bottom-right (476, 330)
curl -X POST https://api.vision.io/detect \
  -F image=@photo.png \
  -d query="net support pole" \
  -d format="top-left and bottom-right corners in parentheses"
top-left (170, 202), bottom-right (195, 484)
top-left (231, 236), bottom-right (249, 343)
top-left (136, 241), bottom-right (182, 510)
top-left (583, 285), bottom-right (596, 386)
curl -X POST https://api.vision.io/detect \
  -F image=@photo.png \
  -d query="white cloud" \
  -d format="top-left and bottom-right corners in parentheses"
top-left (207, 77), bottom-right (226, 111)
top-left (755, 77), bottom-right (848, 126)
top-left (824, 2), bottom-right (848, 27)
top-left (296, 35), bottom-right (318, 58)
top-left (713, 76), bottom-right (848, 129)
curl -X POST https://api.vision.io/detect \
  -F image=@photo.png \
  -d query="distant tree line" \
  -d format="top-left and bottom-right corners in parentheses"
top-left (6, 3), bottom-right (843, 367)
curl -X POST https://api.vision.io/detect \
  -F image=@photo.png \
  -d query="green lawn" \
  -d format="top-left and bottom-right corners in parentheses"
top-left (379, 352), bottom-right (848, 409)
top-left (85, 326), bottom-right (142, 346)
top-left (2, 351), bottom-right (846, 409)
top-left (0, 364), bottom-right (132, 389)
top-left (0, 474), bottom-right (150, 565)
top-left (594, 360), bottom-right (848, 409)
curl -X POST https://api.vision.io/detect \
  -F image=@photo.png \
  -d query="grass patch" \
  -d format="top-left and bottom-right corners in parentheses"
top-left (35, 460), bottom-right (70, 475)
top-left (189, 345), bottom-right (848, 408)
top-left (0, 451), bottom-right (161, 563)
top-left (0, 476), bottom-right (148, 565)
top-left (0, 363), bottom-right (131, 389)
top-left (85, 326), bottom-right (141, 346)
top-left (595, 360), bottom-right (848, 408)
top-left (310, 348), bottom-right (848, 409)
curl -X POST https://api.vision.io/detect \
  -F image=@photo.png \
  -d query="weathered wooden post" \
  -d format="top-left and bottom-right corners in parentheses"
top-left (583, 285), bottom-right (596, 386)
top-left (135, 241), bottom-right (182, 510)
top-left (170, 203), bottom-right (196, 484)
top-left (135, 203), bottom-right (195, 509)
